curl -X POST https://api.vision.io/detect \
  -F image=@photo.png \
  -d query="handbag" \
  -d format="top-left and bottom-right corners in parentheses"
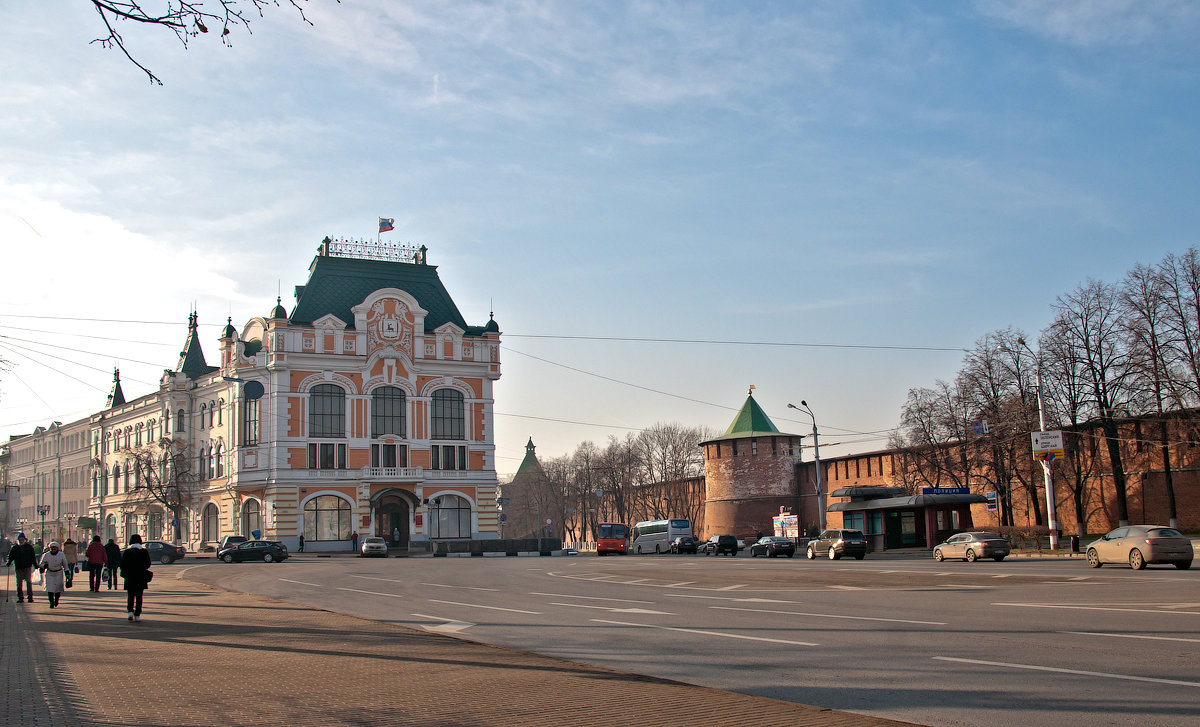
top-left (145, 570), bottom-right (154, 583)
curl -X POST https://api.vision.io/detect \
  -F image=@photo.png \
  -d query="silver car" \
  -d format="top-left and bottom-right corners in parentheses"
top-left (360, 536), bottom-right (389, 558)
top-left (934, 532), bottom-right (1010, 562)
top-left (1086, 525), bottom-right (1193, 570)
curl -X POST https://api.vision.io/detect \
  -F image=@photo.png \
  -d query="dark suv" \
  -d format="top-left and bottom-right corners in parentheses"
top-left (807, 529), bottom-right (868, 560)
top-left (670, 536), bottom-right (698, 554)
top-left (703, 534), bottom-right (738, 556)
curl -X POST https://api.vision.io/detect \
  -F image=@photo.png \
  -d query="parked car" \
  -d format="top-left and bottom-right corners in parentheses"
top-left (702, 534), bottom-right (739, 556)
top-left (145, 540), bottom-right (186, 565)
top-left (360, 536), bottom-right (389, 558)
top-left (933, 532), bottom-right (1010, 562)
top-left (217, 540), bottom-right (289, 563)
top-left (218, 535), bottom-right (248, 551)
top-left (736, 539), bottom-right (747, 551)
top-left (1086, 525), bottom-right (1193, 570)
top-left (670, 536), bottom-right (698, 554)
top-left (806, 529), bottom-right (868, 560)
top-left (750, 536), bottom-right (796, 558)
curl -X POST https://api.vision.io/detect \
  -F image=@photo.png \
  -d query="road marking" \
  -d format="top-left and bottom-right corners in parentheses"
top-left (829, 585), bottom-right (864, 590)
top-left (591, 619), bottom-right (817, 646)
top-left (712, 606), bottom-right (947, 625)
top-left (337, 587), bottom-right (404, 599)
top-left (933, 656), bottom-right (1200, 688)
top-left (716, 584), bottom-right (746, 591)
top-left (994, 603), bottom-right (1200, 616)
top-left (550, 602), bottom-right (673, 615)
top-left (935, 584), bottom-right (989, 589)
top-left (420, 582), bottom-right (498, 591)
top-left (663, 581), bottom-right (696, 587)
top-left (428, 599), bottom-right (540, 614)
top-left (530, 592), bottom-right (655, 604)
top-left (666, 594), bottom-right (798, 604)
top-left (1061, 631), bottom-right (1200, 644)
top-left (349, 575), bottom-right (408, 584)
top-left (279, 578), bottom-right (321, 587)
top-left (412, 613), bottom-right (476, 634)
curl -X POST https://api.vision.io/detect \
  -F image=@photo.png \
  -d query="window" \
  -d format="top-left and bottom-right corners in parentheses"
top-left (198, 446), bottom-right (208, 480)
top-left (201, 503), bottom-right (220, 543)
top-left (751, 438), bottom-right (758, 455)
top-left (308, 442), bottom-right (347, 469)
top-left (431, 445), bottom-right (468, 471)
top-left (123, 464), bottom-right (131, 492)
top-left (201, 404), bottom-right (208, 430)
top-left (242, 499), bottom-right (261, 538)
top-left (111, 465), bottom-right (120, 495)
top-left (304, 495), bottom-right (351, 541)
top-left (371, 443), bottom-right (408, 468)
top-left (242, 397), bottom-right (260, 446)
top-left (429, 494), bottom-right (471, 539)
top-left (92, 473), bottom-right (98, 499)
top-left (371, 387), bottom-right (407, 438)
top-left (430, 389), bottom-right (465, 440)
top-left (177, 409), bottom-right (185, 433)
top-left (215, 443), bottom-right (224, 477)
top-left (309, 384), bottom-right (346, 438)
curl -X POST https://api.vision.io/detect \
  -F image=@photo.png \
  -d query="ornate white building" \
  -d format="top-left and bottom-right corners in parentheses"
top-left (13, 238), bottom-right (502, 553)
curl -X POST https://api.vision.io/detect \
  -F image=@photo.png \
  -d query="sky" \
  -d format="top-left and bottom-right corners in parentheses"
top-left (1, 1), bottom-right (1199, 477)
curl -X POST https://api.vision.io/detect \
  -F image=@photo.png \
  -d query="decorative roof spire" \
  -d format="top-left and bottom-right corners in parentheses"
top-left (176, 312), bottom-right (217, 380)
top-left (106, 367), bottom-right (125, 409)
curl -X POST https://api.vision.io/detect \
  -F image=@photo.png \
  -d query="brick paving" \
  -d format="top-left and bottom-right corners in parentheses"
top-left (2, 568), bottom-right (924, 727)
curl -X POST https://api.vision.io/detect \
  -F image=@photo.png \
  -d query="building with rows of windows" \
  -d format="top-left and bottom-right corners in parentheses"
top-left (6, 238), bottom-right (502, 553)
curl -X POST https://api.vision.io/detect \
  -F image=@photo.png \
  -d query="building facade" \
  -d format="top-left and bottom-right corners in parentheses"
top-left (10, 238), bottom-right (502, 553)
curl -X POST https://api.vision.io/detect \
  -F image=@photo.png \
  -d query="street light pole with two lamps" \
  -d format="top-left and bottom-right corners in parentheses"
top-left (36, 504), bottom-right (51, 551)
top-left (788, 401), bottom-right (825, 532)
top-left (1000, 338), bottom-right (1059, 550)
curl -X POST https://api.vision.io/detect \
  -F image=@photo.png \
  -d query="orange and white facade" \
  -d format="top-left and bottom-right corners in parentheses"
top-left (83, 238), bottom-right (502, 552)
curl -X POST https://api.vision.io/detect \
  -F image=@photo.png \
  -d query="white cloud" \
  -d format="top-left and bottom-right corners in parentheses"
top-left (975, 0), bottom-right (1200, 47)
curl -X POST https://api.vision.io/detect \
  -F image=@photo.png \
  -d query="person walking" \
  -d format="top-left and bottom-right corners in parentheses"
top-left (298, 534), bottom-right (304, 553)
top-left (120, 534), bottom-right (152, 622)
top-left (62, 538), bottom-right (79, 589)
top-left (350, 531), bottom-right (359, 553)
top-left (5, 534), bottom-right (36, 603)
top-left (38, 541), bottom-right (69, 608)
top-left (104, 538), bottom-right (122, 590)
top-left (85, 535), bottom-right (107, 592)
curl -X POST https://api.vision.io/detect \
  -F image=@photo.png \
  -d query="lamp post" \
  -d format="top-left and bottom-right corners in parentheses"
top-left (65, 512), bottom-right (77, 542)
top-left (1001, 338), bottom-right (1059, 550)
top-left (36, 504), bottom-right (51, 550)
top-left (17, 517), bottom-right (29, 540)
top-left (788, 401), bottom-right (824, 531)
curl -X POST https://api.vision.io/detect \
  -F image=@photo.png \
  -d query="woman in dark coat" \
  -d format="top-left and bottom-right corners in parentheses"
top-left (120, 534), bottom-right (152, 622)
top-left (103, 538), bottom-right (122, 590)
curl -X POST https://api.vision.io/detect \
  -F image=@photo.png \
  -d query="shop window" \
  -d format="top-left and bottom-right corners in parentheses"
top-left (303, 495), bottom-right (351, 541)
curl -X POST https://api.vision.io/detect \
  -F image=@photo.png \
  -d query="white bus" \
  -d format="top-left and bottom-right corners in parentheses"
top-left (631, 518), bottom-right (693, 554)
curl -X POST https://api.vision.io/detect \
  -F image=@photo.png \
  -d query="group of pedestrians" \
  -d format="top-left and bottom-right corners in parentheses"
top-left (5, 532), bottom-right (153, 621)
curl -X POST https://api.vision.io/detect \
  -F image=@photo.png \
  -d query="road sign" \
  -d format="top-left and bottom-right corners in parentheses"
top-left (545, 518), bottom-right (552, 525)
top-left (499, 514), bottom-right (506, 522)
top-left (985, 491), bottom-right (998, 513)
top-left (1031, 430), bottom-right (1064, 461)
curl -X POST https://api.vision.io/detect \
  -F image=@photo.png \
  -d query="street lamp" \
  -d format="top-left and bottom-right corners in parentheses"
top-left (65, 512), bottom-right (77, 542)
top-left (36, 504), bottom-right (51, 550)
top-left (1001, 338), bottom-right (1059, 550)
top-left (788, 401), bottom-right (825, 531)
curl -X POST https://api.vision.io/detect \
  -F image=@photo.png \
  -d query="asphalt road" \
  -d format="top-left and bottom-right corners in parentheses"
top-left (181, 553), bottom-right (1200, 727)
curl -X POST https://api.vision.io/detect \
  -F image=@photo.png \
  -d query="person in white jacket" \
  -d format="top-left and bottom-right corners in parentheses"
top-left (38, 541), bottom-right (69, 608)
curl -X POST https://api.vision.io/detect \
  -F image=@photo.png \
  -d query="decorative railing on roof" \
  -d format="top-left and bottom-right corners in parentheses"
top-left (320, 236), bottom-right (428, 265)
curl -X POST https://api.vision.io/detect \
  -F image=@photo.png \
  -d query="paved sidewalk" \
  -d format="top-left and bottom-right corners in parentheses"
top-left (2, 572), bottom-right (924, 727)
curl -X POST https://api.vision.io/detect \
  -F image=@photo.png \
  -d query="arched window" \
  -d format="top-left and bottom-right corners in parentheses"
top-left (197, 446), bottom-right (207, 480)
top-left (92, 472), bottom-right (98, 499)
top-left (308, 384), bottom-right (346, 438)
top-left (105, 514), bottom-right (116, 542)
top-left (148, 509), bottom-right (164, 540)
top-left (200, 404), bottom-right (208, 429)
top-left (177, 409), bottom-right (186, 433)
top-left (242, 499), bottom-right (261, 539)
top-left (201, 503), bottom-right (220, 543)
top-left (217, 399), bottom-right (224, 426)
top-left (429, 494), bottom-right (472, 539)
top-left (371, 386), bottom-right (407, 438)
top-left (215, 443), bottom-right (224, 477)
top-left (124, 463), bottom-right (132, 492)
top-left (303, 495), bottom-right (351, 541)
top-left (207, 445), bottom-right (216, 478)
top-left (124, 513), bottom-right (138, 542)
top-left (111, 464), bottom-right (120, 496)
top-left (431, 389), bottom-right (465, 440)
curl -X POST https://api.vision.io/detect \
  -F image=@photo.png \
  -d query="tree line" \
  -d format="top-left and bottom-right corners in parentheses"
top-left (892, 248), bottom-right (1200, 532)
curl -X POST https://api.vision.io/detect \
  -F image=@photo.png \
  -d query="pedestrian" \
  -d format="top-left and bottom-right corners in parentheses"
top-left (351, 531), bottom-right (359, 552)
top-left (85, 535), bottom-right (107, 592)
top-left (5, 534), bottom-right (36, 603)
top-left (62, 537), bottom-right (79, 589)
top-left (298, 534), bottom-right (304, 553)
top-left (120, 534), bottom-right (152, 622)
top-left (392, 526), bottom-right (400, 545)
top-left (38, 541), bottom-right (69, 608)
top-left (104, 538), bottom-right (122, 590)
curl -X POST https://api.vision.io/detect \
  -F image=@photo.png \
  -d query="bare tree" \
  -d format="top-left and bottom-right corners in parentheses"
top-left (89, 1), bottom-right (322, 84)
top-left (1053, 280), bottom-right (1135, 525)
top-left (892, 381), bottom-right (973, 492)
top-left (121, 437), bottom-right (200, 543)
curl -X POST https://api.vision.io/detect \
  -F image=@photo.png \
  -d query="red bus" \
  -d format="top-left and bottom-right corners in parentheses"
top-left (595, 523), bottom-right (629, 556)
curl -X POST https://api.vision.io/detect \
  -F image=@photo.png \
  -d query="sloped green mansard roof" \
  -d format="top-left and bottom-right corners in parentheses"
top-left (289, 254), bottom-right (480, 334)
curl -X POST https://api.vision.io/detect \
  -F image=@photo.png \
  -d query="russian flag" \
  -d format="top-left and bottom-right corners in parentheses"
top-left (378, 217), bottom-right (395, 233)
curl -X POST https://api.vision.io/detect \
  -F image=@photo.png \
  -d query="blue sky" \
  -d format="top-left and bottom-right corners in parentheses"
top-left (1, 1), bottom-right (1198, 475)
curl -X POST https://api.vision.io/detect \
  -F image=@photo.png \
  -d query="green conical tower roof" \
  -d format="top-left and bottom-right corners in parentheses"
top-left (514, 437), bottom-right (545, 477)
top-left (701, 389), bottom-right (798, 443)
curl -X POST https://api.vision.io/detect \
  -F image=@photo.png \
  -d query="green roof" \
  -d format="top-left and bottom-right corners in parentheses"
top-left (702, 394), bottom-right (799, 443)
top-left (289, 254), bottom-right (482, 333)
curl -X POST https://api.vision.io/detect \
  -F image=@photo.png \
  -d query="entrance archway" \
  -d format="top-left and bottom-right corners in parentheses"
top-left (375, 495), bottom-right (410, 549)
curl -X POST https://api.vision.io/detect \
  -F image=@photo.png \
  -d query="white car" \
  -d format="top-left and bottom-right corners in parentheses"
top-left (360, 537), bottom-right (388, 558)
